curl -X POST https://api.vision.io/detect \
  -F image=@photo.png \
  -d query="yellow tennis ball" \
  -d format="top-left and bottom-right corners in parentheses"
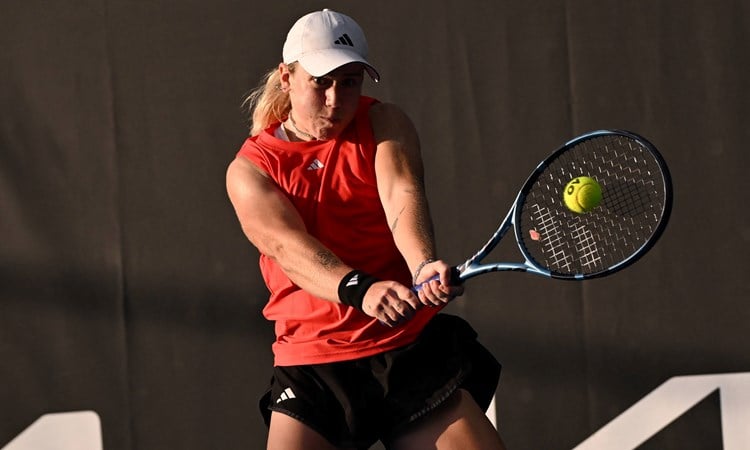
top-left (563, 176), bottom-right (602, 213)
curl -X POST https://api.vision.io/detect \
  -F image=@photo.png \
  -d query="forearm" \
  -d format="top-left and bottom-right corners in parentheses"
top-left (255, 228), bottom-right (352, 302)
top-left (227, 157), bottom-right (353, 303)
top-left (369, 103), bottom-right (439, 279)
top-left (387, 186), bottom-right (438, 278)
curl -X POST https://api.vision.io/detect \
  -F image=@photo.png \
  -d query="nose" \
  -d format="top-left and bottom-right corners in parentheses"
top-left (325, 83), bottom-right (343, 107)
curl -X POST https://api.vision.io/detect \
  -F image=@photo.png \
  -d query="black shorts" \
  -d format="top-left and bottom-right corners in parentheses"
top-left (259, 314), bottom-right (501, 449)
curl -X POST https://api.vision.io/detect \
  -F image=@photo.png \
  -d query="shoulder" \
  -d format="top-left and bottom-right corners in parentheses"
top-left (369, 101), bottom-right (410, 124)
top-left (368, 102), bottom-right (417, 144)
top-left (226, 156), bottom-right (269, 191)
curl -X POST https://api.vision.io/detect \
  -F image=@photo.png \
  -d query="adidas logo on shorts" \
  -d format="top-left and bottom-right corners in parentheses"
top-left (276, 387), bottom-right (296, 404)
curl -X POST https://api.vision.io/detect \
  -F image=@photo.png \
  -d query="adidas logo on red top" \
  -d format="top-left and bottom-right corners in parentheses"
top-left (307, 159), bottom-right (325, 171)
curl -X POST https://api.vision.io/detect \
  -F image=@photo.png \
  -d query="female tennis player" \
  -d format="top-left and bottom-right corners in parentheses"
top-left (226, 9), bottom-right (507, 450)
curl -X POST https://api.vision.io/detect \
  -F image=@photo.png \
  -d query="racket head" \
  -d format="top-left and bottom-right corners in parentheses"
top-left (513, 130), bottom-right (672, 279)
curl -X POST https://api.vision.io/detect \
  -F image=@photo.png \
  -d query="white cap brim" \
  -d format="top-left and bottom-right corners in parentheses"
top-left (296, 49), bottom-right (380, 82)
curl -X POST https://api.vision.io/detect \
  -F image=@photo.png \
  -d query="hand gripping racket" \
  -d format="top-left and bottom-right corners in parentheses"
top-left (445, 129), bottom-right (672, 283)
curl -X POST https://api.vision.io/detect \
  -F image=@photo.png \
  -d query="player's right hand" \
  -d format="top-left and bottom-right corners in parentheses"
top-left (361, 281), bottom-right (421, 327)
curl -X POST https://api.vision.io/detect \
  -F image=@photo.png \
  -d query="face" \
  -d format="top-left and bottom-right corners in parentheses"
top-left (280, 62), bottom-right (365, 140)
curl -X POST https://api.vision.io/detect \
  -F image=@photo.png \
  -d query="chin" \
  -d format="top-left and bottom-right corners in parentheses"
top-left (317, 123), bottom-right (347, 140)
top-left (316, 129), bottom-right (340, 140)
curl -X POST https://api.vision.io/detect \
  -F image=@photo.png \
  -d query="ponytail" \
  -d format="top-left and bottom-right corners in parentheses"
top-left (243, 64), bottom-right (296, 136)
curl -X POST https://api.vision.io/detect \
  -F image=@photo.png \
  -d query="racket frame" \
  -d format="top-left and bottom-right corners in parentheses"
top-left (455, 129), bottom-right (672, 282)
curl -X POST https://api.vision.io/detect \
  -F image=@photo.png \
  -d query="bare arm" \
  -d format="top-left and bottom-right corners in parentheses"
top-left (371, 103), bottom-right (464, 304)
top-left (371, 103), bottom-right (435, 271)
top-left (226, 157), bottom-right (350, 301)
top-left (226, 156), bottom-right (420, 324)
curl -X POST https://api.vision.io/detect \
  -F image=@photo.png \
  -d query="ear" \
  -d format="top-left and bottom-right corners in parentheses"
top-left (278, 63), bottom-right (291, 92)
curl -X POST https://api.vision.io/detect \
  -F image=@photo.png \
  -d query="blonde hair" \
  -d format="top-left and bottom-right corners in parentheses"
top-left (243, 63), bottom-right (296, 136)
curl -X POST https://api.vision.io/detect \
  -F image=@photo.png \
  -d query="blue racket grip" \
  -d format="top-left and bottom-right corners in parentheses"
top-left (412, 266), bottom-right (462, 292)
top-left (379, 267), bottom-right (462, 325)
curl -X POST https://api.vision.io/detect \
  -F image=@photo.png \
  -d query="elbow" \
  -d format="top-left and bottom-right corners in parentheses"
top-left (250, 233), bottom-right (297, 274)
top-left (242, 226), bottom-right (283, 259)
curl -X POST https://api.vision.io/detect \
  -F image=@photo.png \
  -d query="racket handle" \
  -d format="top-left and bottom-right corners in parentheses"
top-left (412, 266), bottom-right (462, 292)
top-left (449, 266), bottom-right (462, 285)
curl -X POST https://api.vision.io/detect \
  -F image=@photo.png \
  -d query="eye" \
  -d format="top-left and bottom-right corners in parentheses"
top-left (341, 77), bottom-right (362, 88)
top-left (312, 77), bottom-right (332, 88)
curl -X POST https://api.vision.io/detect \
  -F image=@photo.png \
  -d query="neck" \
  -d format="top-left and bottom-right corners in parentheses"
top-left (286, 112), bottom-right (317, 141)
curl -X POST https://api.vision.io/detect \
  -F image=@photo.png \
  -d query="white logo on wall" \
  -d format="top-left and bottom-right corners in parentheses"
top-left (573, 372), bottom-right (750, 450)
top-left (1, 411), bottom-right (101, 450)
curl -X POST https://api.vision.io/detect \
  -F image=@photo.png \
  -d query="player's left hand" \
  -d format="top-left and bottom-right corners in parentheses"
top-left (414, 260), bottom-right (464, 306)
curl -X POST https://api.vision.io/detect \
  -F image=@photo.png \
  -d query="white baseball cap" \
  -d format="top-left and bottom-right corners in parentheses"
top-left (282, 9), bottom-right (380, 82)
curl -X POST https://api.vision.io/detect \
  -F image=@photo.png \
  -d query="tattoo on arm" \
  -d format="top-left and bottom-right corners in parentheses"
top-left (389, 186), bottom-right (436, 257)
top-left (390, 186), bottom-right (421, 232)
top-left (391, 206), bottom-right (406, 232)
top-left (316, 249), bottom-right (342, 270)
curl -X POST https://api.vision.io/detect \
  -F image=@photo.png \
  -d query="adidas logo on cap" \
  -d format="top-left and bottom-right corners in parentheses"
top-left (281, 9), bottom-right (380, 81)
top-left (334, 33), bottom-right (354, 47)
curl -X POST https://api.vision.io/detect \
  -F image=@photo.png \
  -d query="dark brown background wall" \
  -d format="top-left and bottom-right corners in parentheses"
top-left (2, 1), bottom-right (748, 449)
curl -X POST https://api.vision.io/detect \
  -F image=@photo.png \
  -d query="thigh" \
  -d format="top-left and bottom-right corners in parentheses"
top-left (267, 411), bottom-right (357, 450)
top-left (387, 389), bottom-right (507, 450)
top-left (261, 363), bottom-right (381, 449)
top-left (379, 314), bottom-right (501, 437)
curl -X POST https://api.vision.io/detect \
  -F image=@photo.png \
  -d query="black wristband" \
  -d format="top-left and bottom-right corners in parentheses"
top-left (338, 270), bottom-right (380, 312)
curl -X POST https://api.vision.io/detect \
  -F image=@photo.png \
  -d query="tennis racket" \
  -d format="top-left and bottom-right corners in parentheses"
top-left (443, 129), bottom-right (672, 283)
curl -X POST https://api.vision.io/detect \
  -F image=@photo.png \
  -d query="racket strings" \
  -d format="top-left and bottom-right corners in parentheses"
top-left (518, 134), bottom-right (669, 276)
top-left (569, 221), bottom-right (602, 269)
top-left (528, 204), bottom-right (574, 272)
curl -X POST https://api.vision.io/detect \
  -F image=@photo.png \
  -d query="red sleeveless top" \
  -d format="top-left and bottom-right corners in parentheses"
top-left (237, 97), bottom-right (438, 366)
